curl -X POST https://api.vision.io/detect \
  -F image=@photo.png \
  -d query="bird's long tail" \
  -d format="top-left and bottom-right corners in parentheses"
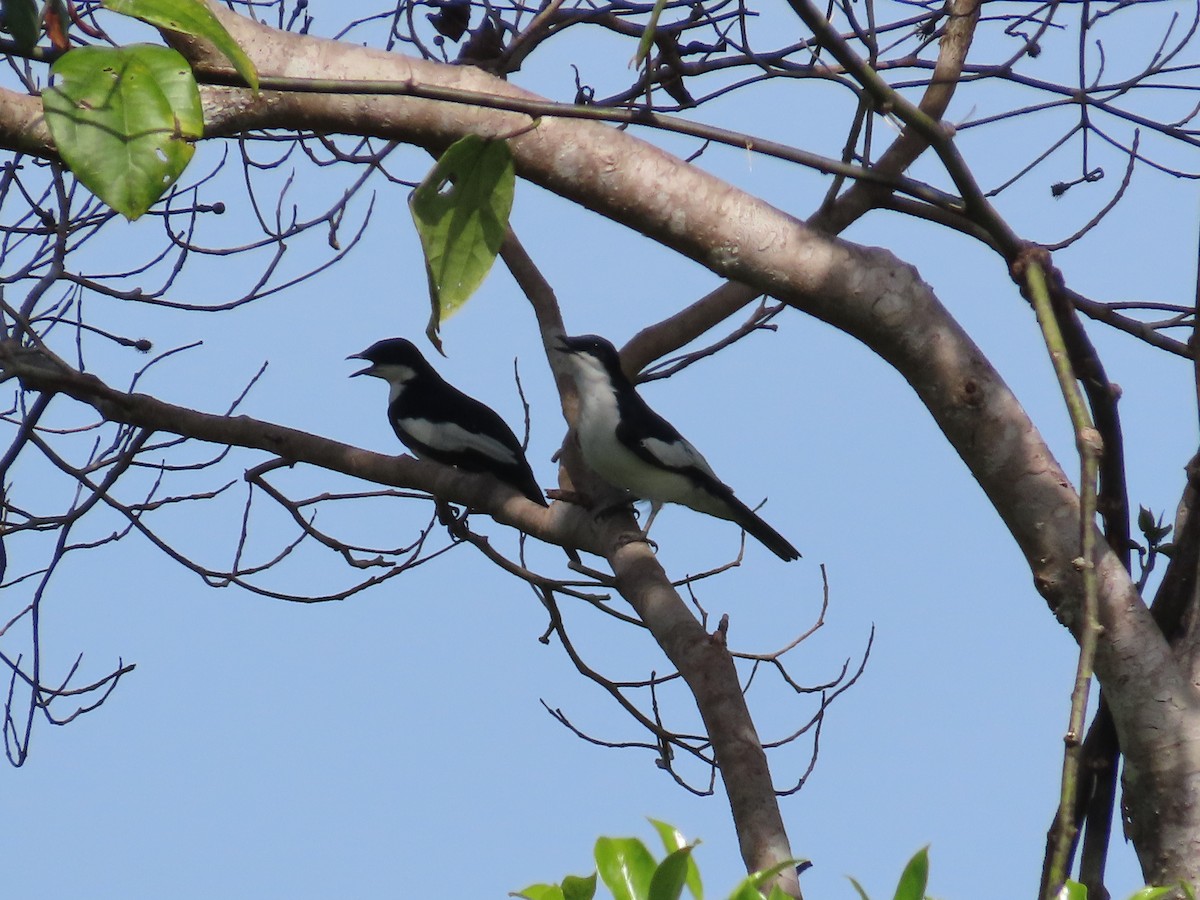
top-left (722, 491), bottom-right (801, 561)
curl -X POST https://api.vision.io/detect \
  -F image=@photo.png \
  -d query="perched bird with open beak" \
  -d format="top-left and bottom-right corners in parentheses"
top-left (349, 337), bottom-right (546, 506)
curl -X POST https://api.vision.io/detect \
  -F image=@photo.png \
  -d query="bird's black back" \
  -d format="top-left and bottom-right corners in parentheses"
top-left (389, 370), bottom-right (547, 507)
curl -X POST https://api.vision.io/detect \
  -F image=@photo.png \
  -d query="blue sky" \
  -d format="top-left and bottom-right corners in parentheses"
top-left (4, 3), bottom-right (1198, 898)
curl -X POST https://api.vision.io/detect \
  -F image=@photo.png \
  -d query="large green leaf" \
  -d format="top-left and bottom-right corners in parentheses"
top-left (44, 44), bottom-right (203, 219)
top-left (102, 0), bottom-right (258, 90)
top-left (892, 847), bottom-right (929, 900)
top-left (594, 836), bottom-right (657, 900)
top-left (2, 0), bottom-right (40, 53)
top-left (410, 135), bottom-right (515, 348)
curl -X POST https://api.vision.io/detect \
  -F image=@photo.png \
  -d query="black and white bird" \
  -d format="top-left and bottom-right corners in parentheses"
top-left (557, 333), bottom-right (799, 561)
top-left (349, 338), bottom-right (546, 506)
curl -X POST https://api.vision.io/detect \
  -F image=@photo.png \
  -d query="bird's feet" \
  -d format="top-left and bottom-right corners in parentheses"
top-left (594, 498), bottom-right (639, 521)
top-left (547, 488), bottom-right (638, 522)
top-left (613, 529), bottom-right (658, 553)
top-left (434, 498), bottom-right (469, 534)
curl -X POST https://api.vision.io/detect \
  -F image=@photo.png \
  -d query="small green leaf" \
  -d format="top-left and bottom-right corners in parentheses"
top-left (725, 882), bottom-right (765, 900)
top-left (1126, 888), bottom-right (1180, 900)
top-left (648, 819), bottom-right (702, 900)
top-left (631, 0), bottom-right (668, 69)
top-left (102, 0), bottom-right (258, 91)
top-left (892, 847), bottom-right (929, 900)
top-left (511, 885), bottom-right (566, 900)
top-left (846, 877), bottom-right (872, 900)
top-left (648, 819), bottom-right (686, 854)
top-left (648, 847), bottom-right (692, 900)
top-left (44, 44), bottom-right (202, 219)
top-left (1054, 880), bottom-right (1087, 900)
top-left (410, 135), bottom-right (515, 346)
top-left (2, 0), bottom-right (40, 53)
top-left (749, 860), bottom-right (809, 888)
top-left (563, 874), bottom-right (598, 900)
top-left (595, 837), bottom-right (657, 900)
top-left (726, 859), bottom-right (809, 900)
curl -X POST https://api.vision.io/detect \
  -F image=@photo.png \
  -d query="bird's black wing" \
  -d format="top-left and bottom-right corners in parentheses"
top-left (390, 382), bottom-right (546, 506)
top-left (615, 389), bottom-right (799, 560)
top-left (614, 390), bottom-right (723, 486)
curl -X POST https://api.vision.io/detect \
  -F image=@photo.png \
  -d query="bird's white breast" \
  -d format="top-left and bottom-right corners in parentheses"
top-left (571, 357), bottom-right (714, 509)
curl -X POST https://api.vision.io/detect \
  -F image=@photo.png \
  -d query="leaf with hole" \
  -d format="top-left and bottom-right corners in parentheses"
top-left (102, 0), bottom-right (258, 90)
top-left (43, 44), bottom-right (203, 219)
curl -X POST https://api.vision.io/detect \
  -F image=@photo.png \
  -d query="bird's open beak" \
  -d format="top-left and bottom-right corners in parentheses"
top-left (346, 352), bottom-right (373, 378)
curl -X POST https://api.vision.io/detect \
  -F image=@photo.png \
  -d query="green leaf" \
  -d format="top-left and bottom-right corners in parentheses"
top-left (2, 0), bottom-right (40, 53)
top-left (44, 44), bottom-right (202, 219)
top-left (725, 882), bottom-right (764, 900)
top-left (648, 847), bottom-right (693, 900)
top-left (1053, 881), bottom-right (1087, 900)
top-left (410, 135), bottom-right (515, 347)
top-left (595, 837), bottom-right (657, 900)
top-left (631, 0), bottom-right (668, 69)
top-left (102, 0), bottom-right (258, 91)
top-left (892, 847), bottom-right (929, 900)
top-left (846, 877), bottom-right (872, 900)
top-left (725, 859), bottom-right (808, 900)
top-left (1126, 888), bottom-right (1180, 900)
top-left (748, 860), bottom-right (808, 888)
top-left (562, 873), bottom-right (598, 900)
top-left (648, 819), bottom-right (686, 854)
top-left (511, 885), bottom-right (565, 900)
top-left (648, 819), bottom-right (702, 900)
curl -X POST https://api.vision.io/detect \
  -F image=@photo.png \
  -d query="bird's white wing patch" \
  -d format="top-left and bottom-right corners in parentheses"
top-left (403, 417), bottom-right (518, 465)
top-left (641, 436), bottom-right (717, 478)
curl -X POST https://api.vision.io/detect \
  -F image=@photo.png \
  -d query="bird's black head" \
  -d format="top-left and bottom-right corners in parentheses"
top-left (348, 337), bottom-right (432, 381)
top-left (557, 334), bottom-right (623, 372)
